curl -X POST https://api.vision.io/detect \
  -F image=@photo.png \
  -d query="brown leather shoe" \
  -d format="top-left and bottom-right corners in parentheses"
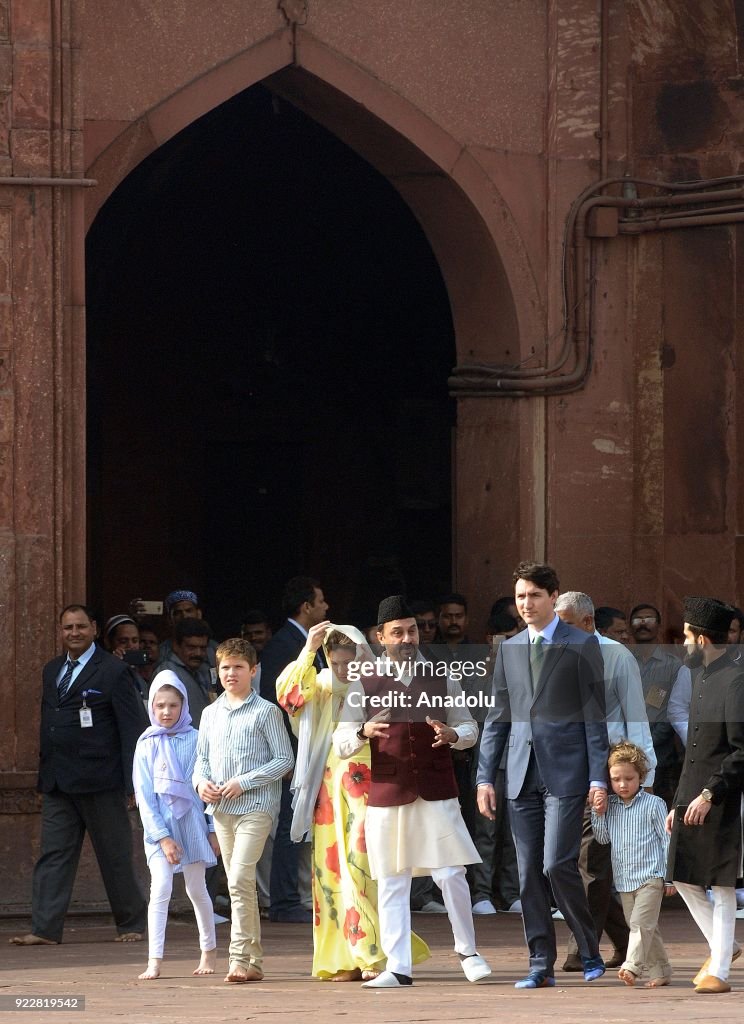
top-left (693, 947), bottom-right (740, 986)
top-left (692, 956), bottom-right (711, 987)
top-left (695, 974), bottom-right (731, 993)
top-left (605, 950), bottom-right (625, 969)
top-left (562, 954), bottom-right (583, 972)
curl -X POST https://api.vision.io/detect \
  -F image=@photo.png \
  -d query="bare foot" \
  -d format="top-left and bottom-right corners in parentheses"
top-left (361, 969), bottom-right (380, 981)
top-left (645, 977), bottom-right (670, 988)
top-left (193, 949), bottom-right (217, 976)
top-left (9, 934), bottom-right (57, 946)
top-left (138, 959), bottom-right (162, 981)
top-left (116, 932), bottom-right (144, 943)
top-left (224, 961), bottom-right (263, 983)
top-left (329, 968), bottom-right (362, 982)
top-left (618, 968), bottom-right (637, 986)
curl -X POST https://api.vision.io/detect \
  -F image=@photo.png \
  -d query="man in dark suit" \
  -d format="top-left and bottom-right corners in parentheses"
top-left (259, 576), bottom-right (328, 923)
top-left (477, 562), bottom-right (609, 988)
top-left (11, 604), bottom-right (147, 945)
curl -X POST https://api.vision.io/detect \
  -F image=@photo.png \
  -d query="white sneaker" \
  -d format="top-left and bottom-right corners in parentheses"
top-left (415, 900), bottom-right (447, 914)
top-left (736, 907), bottom-right (744, 919)
top-left (461, 954), bottom-right (493, 983)
top-left (504, 900), bottom-right (522, 914)
top-left (362, 970), bottom-right (412, 988)
top-left (472, 900), bottom-right (498, 915)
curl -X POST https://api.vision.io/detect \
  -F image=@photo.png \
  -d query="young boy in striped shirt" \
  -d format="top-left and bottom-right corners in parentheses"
top-left (591, 741), bottom-right (674, 988)
top-left (194, 638), bottom-right (293, 984)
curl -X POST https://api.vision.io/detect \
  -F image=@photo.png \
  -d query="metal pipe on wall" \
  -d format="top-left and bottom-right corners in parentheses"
top-left (0, 177), bottom-right (96, 187)
top-left (449, 175), bottom-right (744, 397)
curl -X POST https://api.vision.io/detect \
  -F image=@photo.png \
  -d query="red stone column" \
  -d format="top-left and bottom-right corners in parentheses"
top-left (1, 0), bottom-right (86, 911)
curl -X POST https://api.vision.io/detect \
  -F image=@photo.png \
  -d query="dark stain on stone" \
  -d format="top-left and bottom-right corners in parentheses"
top-left (656, 80), bottom-right (727, 150)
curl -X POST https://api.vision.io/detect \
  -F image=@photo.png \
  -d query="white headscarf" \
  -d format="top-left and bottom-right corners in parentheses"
top-left (289, 624), bottom-right (371, 841)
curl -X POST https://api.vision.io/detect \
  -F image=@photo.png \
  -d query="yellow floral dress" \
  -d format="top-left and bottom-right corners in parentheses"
top-left (277, 647), bottom-right (430, 978)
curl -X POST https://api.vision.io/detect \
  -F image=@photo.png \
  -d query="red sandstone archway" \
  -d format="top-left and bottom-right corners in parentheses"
top-left (84, 30), bottom-right (542, 368)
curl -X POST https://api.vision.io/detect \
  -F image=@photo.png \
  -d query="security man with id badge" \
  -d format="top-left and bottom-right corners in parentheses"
top-left (11, 604), bottom-right (147, 947)
top-left (629, 604), bottom-right (691, 809)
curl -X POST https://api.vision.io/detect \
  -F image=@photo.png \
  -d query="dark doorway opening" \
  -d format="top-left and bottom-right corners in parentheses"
top-left (86, 83), bottom-right (455, 636)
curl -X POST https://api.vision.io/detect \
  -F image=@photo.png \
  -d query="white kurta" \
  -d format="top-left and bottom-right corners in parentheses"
top-left (333, 658), bottom-right (481, 877)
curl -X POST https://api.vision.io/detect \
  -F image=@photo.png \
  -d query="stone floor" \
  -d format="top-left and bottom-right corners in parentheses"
top-left (1, 906), bottom-right (743, 1023)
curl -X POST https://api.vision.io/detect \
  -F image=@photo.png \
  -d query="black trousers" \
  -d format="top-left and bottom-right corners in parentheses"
top-left (31, 788), bottom-right (146, 942)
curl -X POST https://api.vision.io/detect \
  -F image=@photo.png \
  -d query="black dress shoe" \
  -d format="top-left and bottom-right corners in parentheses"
top-left (605, 950), bottom-right (626, 969)
top-left (562, 954), bottom-right (583, 972)
top-left (269, 908), bottom-right (312, 923)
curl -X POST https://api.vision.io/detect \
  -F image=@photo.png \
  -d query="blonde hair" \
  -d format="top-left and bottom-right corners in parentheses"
top-left (215, 637), bottom-right (257, 668)
top-left (608, 740), bottom-right (648, 779)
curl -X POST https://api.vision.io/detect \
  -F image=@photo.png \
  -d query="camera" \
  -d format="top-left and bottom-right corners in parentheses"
top-left (123, 649), bottom-right (148, 667)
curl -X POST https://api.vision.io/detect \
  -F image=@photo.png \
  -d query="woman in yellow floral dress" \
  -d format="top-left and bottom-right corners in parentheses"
top-left (277, 622), bottom-right (429, 981)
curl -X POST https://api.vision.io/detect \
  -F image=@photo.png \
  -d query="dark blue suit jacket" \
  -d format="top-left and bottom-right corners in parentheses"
top-left (477, 619), bottom-right (608, 799)
top-left (38, 645), bottom-right (146, 795)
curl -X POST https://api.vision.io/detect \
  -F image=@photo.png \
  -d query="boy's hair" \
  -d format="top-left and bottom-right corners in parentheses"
top-left (326, 630), bottom-right (355, 650)
top-left (215, 637), bottom-right (257, 668)
top-left (608, 740), bottom-right (649, 780)
top-left (152, 683), bottom-right (183, 702)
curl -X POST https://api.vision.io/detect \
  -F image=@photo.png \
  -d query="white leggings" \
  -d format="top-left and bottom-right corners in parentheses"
top-left (147, 854), bottom-right (216, 960)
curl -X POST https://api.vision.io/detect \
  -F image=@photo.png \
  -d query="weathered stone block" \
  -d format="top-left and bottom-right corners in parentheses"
top-left (13, 47), bottom-right (51, 129)
top-left (9, 127), bottom-right (50, 174)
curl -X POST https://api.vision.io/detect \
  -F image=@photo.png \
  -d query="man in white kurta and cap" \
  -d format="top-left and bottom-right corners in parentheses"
top-left (333, 595), bottom-right (492, 988)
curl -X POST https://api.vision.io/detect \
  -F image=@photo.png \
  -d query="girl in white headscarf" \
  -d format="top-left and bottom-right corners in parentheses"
top-left (277, 623), bottom-right (429, 980)
top-left (133, 671), bottom-right (219, 980)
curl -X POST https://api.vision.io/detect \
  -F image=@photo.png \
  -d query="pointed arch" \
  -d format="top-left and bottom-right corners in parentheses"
top-left (85, 29), bottom-right (543, 363)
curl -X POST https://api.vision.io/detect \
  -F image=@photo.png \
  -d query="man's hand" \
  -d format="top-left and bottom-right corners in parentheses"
top-left (198, 780), bottom-right (223, 803)
top-left (589, 786), bottom-right (607, 815)
top-left (305, 621), bottom-right (331, 654)
top-left (426, 716), bottom-right (458, 748)
top-left (664, 883), bottom-right (676, 897)
top-left (477, 783), bottom-right (497, 820)
top-left (684, 795), bottom-right (713, 826)
top-left (361, 708), bottom-right (390, 739)
top-left (665, 808), bottom-right (675, 834)
top-left (220, 778), bottom-right (243, 800)
top-left (207, 833), bottom-right (221, 857)
top-left (159, 837), bottom-right (182, 865)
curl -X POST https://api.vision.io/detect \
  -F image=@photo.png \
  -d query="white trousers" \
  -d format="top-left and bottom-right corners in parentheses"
top-left (377, 865), bottom-right (476, 976)
top-left (674, 882), bottom-right (737, 980)
top-left (147, 855), bottom-right (216, 960)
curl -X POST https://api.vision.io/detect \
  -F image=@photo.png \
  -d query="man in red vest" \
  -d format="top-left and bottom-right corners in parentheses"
top-left (334, 595), bottom-right (492, 988)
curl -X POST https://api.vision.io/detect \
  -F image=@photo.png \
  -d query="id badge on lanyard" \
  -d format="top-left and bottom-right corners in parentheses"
top-left (79, 689), bottom-right (101, 727)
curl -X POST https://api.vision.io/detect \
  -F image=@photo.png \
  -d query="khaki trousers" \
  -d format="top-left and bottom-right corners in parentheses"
top-left (213, 809), bottom-right (273, 969)
top-left (619, 877), bottom-right (670, 980)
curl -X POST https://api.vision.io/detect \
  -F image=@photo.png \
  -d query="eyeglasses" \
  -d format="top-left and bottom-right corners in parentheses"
top-left (631, 616), bottom-right (657, 625)
top-left (416, 620), bottom-right (437, 630)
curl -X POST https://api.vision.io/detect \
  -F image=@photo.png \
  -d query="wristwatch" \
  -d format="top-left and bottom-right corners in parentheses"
top-left (700, 788), bottom-right (714, 802)
top-left (357, 724), bottom-right (366, 740)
